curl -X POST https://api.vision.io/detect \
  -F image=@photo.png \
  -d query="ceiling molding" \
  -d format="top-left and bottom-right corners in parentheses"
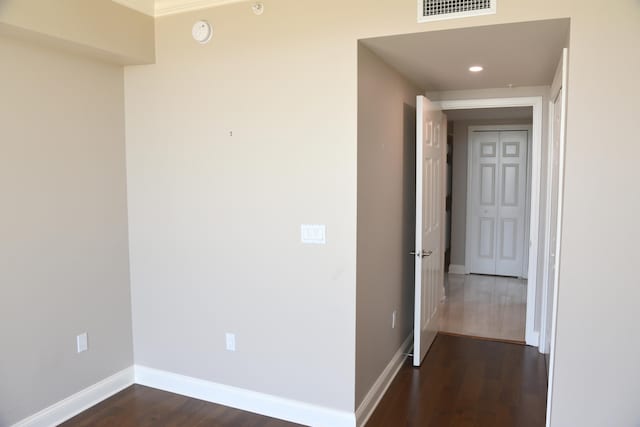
top-left (112, 0), bottom-right (155, 16)
top-left (155, 0), bottom-right (246, 16)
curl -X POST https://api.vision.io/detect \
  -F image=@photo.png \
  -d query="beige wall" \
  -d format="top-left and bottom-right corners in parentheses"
top-left (0, 0), bottom-right (155, 64)
top-left (125, 2), bottom-right (359, 412)
top-left (449, 118), bottom-right (533, 267)
top-left (550, 4), bottom-right (640, 425)
top-left (356, 45), bottom-right (420, 407)
top-left (0, 36), bottom-right (133, 425)
top-left (122, 0), bottom-right (640, 423)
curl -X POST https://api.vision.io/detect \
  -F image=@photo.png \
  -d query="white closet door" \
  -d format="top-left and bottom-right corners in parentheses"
top-left (469, 131), bottom-right (500, 275)
top-left (469, 130), bottom-right (528, 277)
top-left (495, 131), bottom-right (528, 276)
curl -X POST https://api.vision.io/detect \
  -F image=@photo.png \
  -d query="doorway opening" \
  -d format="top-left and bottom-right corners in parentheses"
top-left (440, 112), bottom-right (535, 344)
top-left (355, 17), bottom-right (570, 427)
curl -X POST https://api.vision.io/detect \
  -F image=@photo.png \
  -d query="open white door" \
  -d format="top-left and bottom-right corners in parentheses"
top-left (543, 47), bottom-right (569, 426)
top-left (413, 95), bottom-right (446, 367)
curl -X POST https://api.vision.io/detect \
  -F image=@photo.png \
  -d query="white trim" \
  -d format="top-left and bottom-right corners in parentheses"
top-left (155, 0), bottom-right (244, 16)
top-left (434, 96), bottom-right (542, 348)
top-left (448, 264), bottom-right (466, 275)
top-left (539, 98), bottom-right (556, 355)
top-left (134, 365), bottom-right (356, 427)
top-left (546, 47), bottom-right (569, 427)
top-left (111, 0), bottom-right (155, 16)
top-left (540, 52), bottom-right (568, 354)
top-left (356, 335), bottom-right (412, 427)
top-left (417, 0), bottom-right (497, 23)
top-left (11, 367), bottom-right (134, 427)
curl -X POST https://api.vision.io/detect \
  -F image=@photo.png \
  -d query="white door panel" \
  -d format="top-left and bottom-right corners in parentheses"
top-left (413, 96), bottom-right (446, 367)
top-left (496, 131), bottom-right (528, 276)
top-left (470, 132), bottom-right (499, 274)
top-left (469, 130), bottom-right (528, 277)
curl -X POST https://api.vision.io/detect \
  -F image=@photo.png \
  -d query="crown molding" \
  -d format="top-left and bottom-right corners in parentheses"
top-left (155, 0), bottom-right (246, 16)
top-left (112, 0), bottom-right (155, 16)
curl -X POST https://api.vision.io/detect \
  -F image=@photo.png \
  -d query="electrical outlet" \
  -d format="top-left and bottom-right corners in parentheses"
top-left (76, 332), bottom-right (88, 353)
top-left (392, 310), bottom-right (397, 329)
top-left (225, 333), bottom-right (236, 352)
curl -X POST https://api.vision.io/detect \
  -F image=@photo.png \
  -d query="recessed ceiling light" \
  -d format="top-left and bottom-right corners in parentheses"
top-left (469, 66), bottom-right (484, 73)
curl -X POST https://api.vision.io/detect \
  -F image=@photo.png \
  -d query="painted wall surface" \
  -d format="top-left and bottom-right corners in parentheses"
top-left (0, 0), bottom-right (155, 64)
top-left (125, 2), bottom-right (359, 413)
top-left (356, 45), bottom-right (420, 407)
top-left (0, 36), bottom-right (133, 426)
top-left (123, 0), bottom-right (640, 423)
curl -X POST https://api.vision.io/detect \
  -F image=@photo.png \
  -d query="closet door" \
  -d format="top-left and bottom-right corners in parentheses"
top-left (495, 131), bottom-right (528, 277)
top-left (468, 130), bottom-right (528, 277)
top-left (469, 131), bottom-right (500, 275)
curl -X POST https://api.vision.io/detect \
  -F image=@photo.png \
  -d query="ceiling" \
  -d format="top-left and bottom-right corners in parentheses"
top-left (112, 0), bottom-right (245, 17)
top-left (362, 19), bottom-right (570, 92)
top-left (444, 107), bottom-right (532, 121)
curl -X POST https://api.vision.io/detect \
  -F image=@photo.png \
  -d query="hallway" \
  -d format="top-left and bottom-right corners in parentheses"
top-left (439, 273), bottom-right (527, 342)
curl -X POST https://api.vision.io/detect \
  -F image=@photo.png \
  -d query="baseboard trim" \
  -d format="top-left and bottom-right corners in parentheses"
top-left (355, 334), bottom-right (412, 427)
top-left (448, 264), bottom-right (467, 275)
top-left (526, 330), bottom-right (540, 348)
top-left (11, 367), bottom-right (134, 427)
top-left (134, 365), bottom-right (356, 427)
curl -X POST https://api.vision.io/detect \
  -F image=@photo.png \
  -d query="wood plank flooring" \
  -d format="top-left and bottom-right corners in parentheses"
top-left (62, 335), bottom-right (547, 427)
top-left (60, 385), bottom-right (301, 427)
top-left (366, 334), bottom-right (547, 427)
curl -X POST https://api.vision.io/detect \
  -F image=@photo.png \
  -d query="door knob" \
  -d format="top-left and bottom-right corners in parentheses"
top-left (410, 250), bottom-right (433, 257)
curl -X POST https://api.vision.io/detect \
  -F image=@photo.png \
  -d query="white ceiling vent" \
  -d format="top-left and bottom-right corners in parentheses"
top-left (418, 0), bottom-right (496, 23)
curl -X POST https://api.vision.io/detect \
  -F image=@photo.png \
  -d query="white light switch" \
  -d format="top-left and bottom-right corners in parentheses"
top-left (301, 224), bottom-right (326, 244)
top-left (225, 333), bottom-right (236, 352)
top-left (76, 333), bottom-right (88, 353)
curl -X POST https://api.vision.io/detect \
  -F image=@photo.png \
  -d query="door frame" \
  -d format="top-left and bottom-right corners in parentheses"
top-left (465, 124), bottom-right (533, 279)
top-left (434, 96), bottom-right (543, 347)
top-left (543, 47), bottom-right (569, 427)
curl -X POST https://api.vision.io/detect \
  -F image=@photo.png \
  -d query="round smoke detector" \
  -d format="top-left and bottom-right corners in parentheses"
top-left (192, 20), bottom-right (213, 44)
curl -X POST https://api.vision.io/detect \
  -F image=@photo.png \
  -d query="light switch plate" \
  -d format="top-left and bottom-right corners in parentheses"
top-left (76, 332), bottom-right (88, 353)
top-left (301, 224), bottom-right (326, 244)
top-left (225, 333), bottom-right (236, 352)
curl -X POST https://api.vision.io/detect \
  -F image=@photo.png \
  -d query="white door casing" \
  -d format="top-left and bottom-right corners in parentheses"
top-left (542, 91), bottom-right (562, 354)
top-left (543, 47), bottom-right (569, 427)
top-left (413, 95), bottom-right (446, 367)
top-left (434, 97), bottom-right (542, 348)
top-left (467, 128), bottom-right (530, 277)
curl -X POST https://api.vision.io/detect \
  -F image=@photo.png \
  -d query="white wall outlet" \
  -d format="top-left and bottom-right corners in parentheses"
top-left (301, 224), bottom-right (326, 244)
top-left (225, 333), bottom-right (236, 352)
top-left (76, 332), bottom-right (88, 353)
top-left (392, 310), bottom-right (397, 329)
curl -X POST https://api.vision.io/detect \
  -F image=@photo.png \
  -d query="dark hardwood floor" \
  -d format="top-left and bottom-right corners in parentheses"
top-left (366, 334), bottom-right (548, 427)
top-left (60, 385), bottom-right (301, 427)
top-left (61, 334), bottom-right (547, 427)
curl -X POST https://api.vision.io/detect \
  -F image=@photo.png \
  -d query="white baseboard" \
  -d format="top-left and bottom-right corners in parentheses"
top-left (134, 365), bottom-right (356, 427)
top-left (11, 367), bottom-right (134, 427)
top-left (448, 264), bottom-right (467, 275)
top-left (355, 335), bottom-right (412, 427)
